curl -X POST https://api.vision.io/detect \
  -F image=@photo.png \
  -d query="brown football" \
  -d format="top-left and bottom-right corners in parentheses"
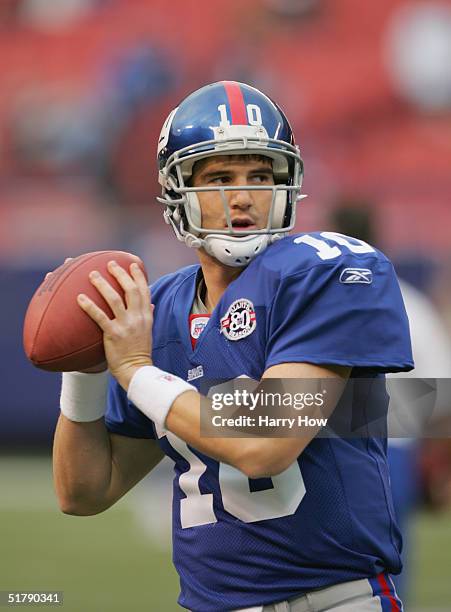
top-left (23, 251), bottom-right (148, 372)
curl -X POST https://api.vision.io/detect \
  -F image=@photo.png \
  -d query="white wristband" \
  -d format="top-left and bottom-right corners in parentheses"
top-left (127, 366), bottom-right (196, 430)
top-left (60, 371), bottom-right (109, 422)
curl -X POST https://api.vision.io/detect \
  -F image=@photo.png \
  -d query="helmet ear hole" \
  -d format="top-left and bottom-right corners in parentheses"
top-left (283, 202), bottom-right (293, 228)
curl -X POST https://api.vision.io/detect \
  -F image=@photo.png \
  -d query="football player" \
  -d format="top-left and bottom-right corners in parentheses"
top-left (53, 81), bottom-right (413, 611)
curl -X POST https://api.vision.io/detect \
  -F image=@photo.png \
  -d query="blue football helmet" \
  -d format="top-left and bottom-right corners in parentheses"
top-left (157, 81), bottom-right (304, 267)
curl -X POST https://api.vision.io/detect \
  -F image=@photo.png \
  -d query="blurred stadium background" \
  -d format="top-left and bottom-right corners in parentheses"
top-left (1, 0), bottom-right (451, 610)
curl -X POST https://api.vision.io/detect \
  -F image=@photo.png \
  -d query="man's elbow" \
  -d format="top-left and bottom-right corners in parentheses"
top-left (236, 445), bottom-right (300, 479)
top-left (57, 493), bottom-right (110, 516)
top-left (241, 459), bottom-right (291, 479)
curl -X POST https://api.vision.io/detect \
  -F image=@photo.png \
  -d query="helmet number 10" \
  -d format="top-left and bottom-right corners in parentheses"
top-left (218, 104), bottom-right (263, 126)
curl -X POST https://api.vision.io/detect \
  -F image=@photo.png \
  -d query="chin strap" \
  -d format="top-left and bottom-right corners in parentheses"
top-left (202, 233), bottom-right (277, 267)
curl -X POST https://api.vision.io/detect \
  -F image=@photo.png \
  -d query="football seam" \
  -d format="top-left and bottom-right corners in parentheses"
top-left (31, 337), bottom-right (104, 365)
top-left (29, 250), bottom-right (116, 361)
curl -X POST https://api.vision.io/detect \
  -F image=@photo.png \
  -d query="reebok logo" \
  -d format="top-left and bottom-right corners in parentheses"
top-left (339, 268), bottom-right (373, 284)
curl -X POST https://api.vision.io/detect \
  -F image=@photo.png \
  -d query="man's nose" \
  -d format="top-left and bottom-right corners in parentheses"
top-left (229, 188), bottom-right (253, 209)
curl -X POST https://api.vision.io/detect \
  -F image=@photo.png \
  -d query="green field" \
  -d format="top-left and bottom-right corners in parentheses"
top-left (411, 510), bottom-right (451, 609)
top-left (1, 455), bottom-right (450, 611)
top-left (1, 455), bottom-right (179, 611)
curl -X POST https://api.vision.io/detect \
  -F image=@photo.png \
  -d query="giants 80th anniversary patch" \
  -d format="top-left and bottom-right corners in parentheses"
top-left (220, 299), bottom-right (256, 341)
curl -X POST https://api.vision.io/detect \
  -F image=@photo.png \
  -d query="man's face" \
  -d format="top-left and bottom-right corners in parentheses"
top-left (190, 155), bottom-right (275, 232)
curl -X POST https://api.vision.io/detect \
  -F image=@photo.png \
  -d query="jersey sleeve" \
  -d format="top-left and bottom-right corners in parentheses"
top-left (265, 257), bottom-right (414, 373)
top-left (104, 375), bottom-right (156, 439)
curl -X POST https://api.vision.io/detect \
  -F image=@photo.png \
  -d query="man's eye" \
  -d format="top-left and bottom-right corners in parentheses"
top-left (251, 174), bottom-right (271, 183)
top-left (210, 176), bottom-right (230, 184)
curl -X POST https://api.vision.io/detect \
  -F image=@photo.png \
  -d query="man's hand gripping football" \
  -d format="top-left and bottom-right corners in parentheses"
top-left (77, 260), bottom-right (153, 390)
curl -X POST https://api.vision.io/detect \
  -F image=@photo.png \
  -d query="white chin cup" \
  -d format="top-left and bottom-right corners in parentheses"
top-left (203, 234), bottom-right (271, 267)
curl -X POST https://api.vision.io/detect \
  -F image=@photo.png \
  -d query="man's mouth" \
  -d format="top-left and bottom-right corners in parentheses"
top-left (227, 218), bottom-right (257, 231)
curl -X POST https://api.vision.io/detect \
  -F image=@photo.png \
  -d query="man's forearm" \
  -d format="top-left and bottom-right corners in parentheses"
top-left (164, 391), bottom-right (311, 478)
top-left (53, 415), bottom-right (115, 515)
top-left (53, 414), bottom-right (163, 515)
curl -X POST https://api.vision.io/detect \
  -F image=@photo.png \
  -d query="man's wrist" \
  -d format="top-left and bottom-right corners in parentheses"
top-left (114, 359), bottom-right (153, 391)
top-left (127, 366), bottom-right (196, 430)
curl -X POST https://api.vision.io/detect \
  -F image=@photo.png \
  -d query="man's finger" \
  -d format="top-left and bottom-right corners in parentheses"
top-left (88, 270), bottom-right (126, 319)
top-left (77, 294), bottom-right (113, 332)
top-left (130, 262), bottom-right (151, 306)
top-left (107, 260), bottom-right (141, 311)
top-left (45, 255), bottom-right (74, 281)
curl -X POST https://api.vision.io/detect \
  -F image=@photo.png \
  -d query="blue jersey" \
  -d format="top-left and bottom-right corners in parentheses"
top-left (105, 232), bottom-right (413, 612)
